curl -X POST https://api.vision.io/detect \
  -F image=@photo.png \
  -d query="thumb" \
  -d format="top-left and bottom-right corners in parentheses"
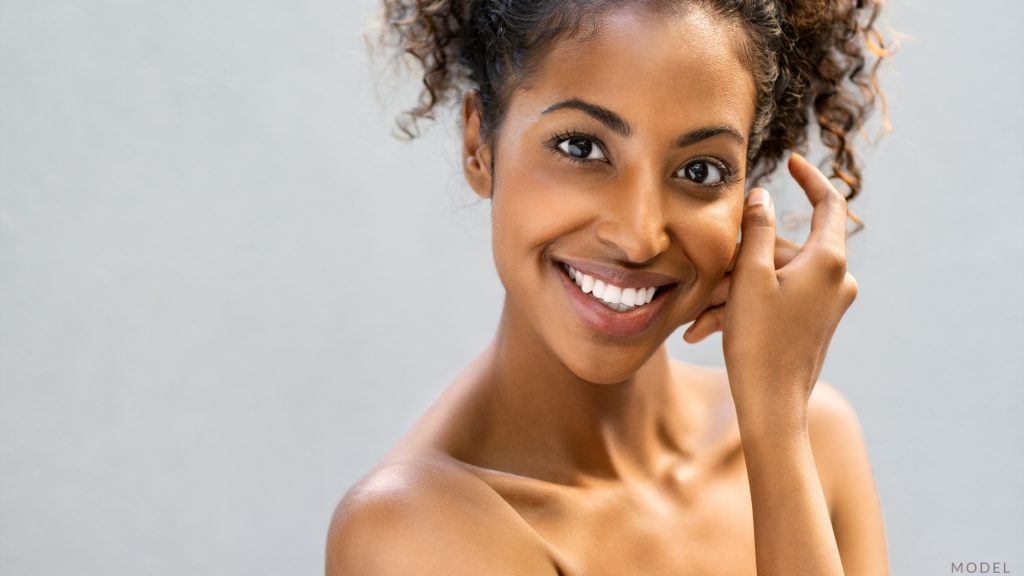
top-left (734, 188), bottom-right (777, 281)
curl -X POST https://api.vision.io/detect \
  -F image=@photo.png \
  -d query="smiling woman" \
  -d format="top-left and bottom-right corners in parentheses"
top-left (327, 1), bottom-right (894, 575)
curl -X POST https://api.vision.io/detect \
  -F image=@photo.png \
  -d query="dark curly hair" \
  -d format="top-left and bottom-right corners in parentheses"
top-left (367, 0), bottom-right (895, 233)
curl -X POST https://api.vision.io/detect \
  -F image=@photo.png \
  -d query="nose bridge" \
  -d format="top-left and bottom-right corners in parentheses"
top-left (594, 167), bottom-right (671, 263)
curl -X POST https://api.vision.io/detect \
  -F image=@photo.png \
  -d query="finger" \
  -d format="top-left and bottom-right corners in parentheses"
top-left (725, 241), bottom-right (741, 273)
top-left (709, 275), bottom-right (731, 307)
top-left (727, 236), bottom-right (800, 274)
top-left (734, 187), bottom-right (778, 283)
top-left (727, 236), bottom-right (801, 274)
top-left (788, 153), bottom-right (848, 257)
top-left (775, 236), bottom-right (800, 267)
top-left (716, 236), bottom-right (799, 305)
top-left (682, 306), bottom-right (726, 344)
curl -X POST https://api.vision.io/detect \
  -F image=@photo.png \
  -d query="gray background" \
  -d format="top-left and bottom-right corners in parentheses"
top-left (1, 0), bottom-right (1021, 574)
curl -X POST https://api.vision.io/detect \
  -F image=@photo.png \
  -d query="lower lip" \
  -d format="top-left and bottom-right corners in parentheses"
top-left (552, 260), bottom-right (675, 338)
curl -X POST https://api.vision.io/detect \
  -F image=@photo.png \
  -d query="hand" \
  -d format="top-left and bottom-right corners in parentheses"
top-left (685, 153), bottom-right (859, 425)
top-left (682, 237), bottom-right (801, 343)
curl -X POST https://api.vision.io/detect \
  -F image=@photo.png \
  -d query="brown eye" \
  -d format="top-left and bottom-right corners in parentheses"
top-left (679, 160), bottom-right (724, 185)
top-left (556, 136), bottom-right (606, 162)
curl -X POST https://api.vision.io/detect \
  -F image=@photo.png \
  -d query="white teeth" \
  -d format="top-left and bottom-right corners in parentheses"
top-left (621, 287), bottom-right (637, 307)
top-left (602, 284), bottom-right (622, 306)
top-left (581, 275), bottom-right (595, 294)
top-left (562, 263), bottom-right (662, 312)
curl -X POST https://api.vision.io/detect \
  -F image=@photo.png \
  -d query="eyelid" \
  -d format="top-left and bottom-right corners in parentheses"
top-left (546, 130), bottom-right (741, 189)
top-left (546, 129), bottom-right (611, 165)
top-left (676, 156), bottom-right (739, 187)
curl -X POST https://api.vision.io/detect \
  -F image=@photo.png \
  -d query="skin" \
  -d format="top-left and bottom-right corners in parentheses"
top-left (327, 5), bottom-right (888, 575)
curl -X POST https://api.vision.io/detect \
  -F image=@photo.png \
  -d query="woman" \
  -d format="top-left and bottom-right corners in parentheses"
top-left (328, 0), bottom-right (892, 574)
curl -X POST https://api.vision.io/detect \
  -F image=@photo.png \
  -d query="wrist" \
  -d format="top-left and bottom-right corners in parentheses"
top-left (733, 393), bottom-right (810, 444)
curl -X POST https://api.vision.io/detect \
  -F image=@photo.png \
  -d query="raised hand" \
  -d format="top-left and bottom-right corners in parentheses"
top-left (682, 235), bottom-right (801, 344)
top-left (688, 152), bottom-right (859, 424)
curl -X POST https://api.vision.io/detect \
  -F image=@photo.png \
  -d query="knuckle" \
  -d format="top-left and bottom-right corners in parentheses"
top-left (843, 271), bottom-right (859, 301)
top-left (829, 188), bottom-right (849, 211)
top-left (816, 247), bottom-right (847, 278)
top-left (745, 209), bottom-right (774, 229)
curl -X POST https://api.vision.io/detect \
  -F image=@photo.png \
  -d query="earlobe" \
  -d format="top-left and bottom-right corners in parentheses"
top-left (461, 90), bottom-right (493, 199)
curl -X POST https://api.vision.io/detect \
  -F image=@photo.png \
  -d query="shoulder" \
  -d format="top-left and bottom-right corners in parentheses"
top-left (807, 381), bottom-right (891, 574)
top-left (808, 380), bottom-right (863, 441)
top-left (677, 361), bottom-right (866, 448)
top-left (326, 457), bottom-right (556, 576)
top-left (805, 381), bottom-right (872, 512)
top-left (807, 380), bottom-right (865, 460)
top-left (689, 362), bottom-right (870, 506)
top-left (669, 359), bottom-right (733, 410)
top-left (683, 364), bottom-right (883, 530)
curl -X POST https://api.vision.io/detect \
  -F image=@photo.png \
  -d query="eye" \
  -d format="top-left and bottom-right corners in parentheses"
top-left (555, 135), bottom-right (607, 163)
top-left (678, 159), bottom-right (726, 185)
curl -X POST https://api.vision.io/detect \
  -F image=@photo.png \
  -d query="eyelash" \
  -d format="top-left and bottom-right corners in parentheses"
top-left (545, 129), bottom-right (741, 190)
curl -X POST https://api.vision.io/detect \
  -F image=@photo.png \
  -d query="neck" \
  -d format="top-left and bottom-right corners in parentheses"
top-left (469, 295), bottom-right (689, 485)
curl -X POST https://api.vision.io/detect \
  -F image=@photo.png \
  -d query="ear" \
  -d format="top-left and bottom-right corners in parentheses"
top-left (461, 89), bottom-right (494, 199)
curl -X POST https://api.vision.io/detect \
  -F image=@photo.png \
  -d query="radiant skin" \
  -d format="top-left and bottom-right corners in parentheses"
top-left (328, 5), bottom-right (888, 576)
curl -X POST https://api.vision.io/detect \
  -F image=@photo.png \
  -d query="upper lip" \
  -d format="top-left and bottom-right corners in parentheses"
top-left (554, 257), bottom-right (681, 289)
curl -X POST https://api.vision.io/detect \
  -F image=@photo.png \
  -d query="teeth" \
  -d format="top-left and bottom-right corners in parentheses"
top-left (561, 263), bottom-right (661, 312)
top-left (603, 284), bottom-right (622, 306)
top-left (621, 288), bottom-right (637, 307)
top-left (581, 274), bottom-right (595, 294)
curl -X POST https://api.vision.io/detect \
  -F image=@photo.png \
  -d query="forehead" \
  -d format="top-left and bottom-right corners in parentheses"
top-left (508, 4), bottom-right (757, 139)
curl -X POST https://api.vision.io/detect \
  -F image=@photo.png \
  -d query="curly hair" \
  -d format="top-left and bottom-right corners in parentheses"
top-left (367, 0), bottom-right (895, 233)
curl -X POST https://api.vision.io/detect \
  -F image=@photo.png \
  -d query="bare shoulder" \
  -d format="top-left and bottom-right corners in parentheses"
top-left (326, 457), bottom-right (557, 576)
top-left (808, 380), bottom-right (862, 432)
top-left (807, 381), bottom-right (867, 457)
top-left (672, 363), bottom-right (888, 573)
top-left (673, 362), bottom-right (881, 506)
top-left (807, 381), bottom-right (891, 574)
top-left (675, 360), bottom-right (871, 499)
top-left (805, 381), bottom-right (866, 499)
top-left (672, 360), bottom-right (867, 450)
top-left (669, 359), bottom-right (733, 406)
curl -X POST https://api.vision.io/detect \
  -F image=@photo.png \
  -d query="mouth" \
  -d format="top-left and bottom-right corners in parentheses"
top-left (551, 259), bottom-right (678, 338)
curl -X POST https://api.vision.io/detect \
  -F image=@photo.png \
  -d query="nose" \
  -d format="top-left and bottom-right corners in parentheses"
top-left (593, 172), bottom-right (671, 264)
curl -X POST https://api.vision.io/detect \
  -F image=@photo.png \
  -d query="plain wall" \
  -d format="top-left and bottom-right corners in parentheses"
top-left (1, 0), bottom-right (1021, 574)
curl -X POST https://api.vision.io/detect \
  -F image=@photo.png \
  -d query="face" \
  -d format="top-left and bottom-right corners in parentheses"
top-left (462, 4), bottom-right (757, 384)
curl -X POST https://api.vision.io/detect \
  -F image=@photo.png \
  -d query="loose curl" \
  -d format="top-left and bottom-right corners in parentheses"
top-left (367, 0), bottom-right (896, 234)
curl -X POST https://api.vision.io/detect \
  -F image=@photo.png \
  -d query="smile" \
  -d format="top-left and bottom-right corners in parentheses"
top-left (552, 258), bottom-right (678, 338)
top-left (562, 262), bottom-right (659, 312)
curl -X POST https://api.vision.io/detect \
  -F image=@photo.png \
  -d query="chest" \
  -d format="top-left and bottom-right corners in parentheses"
top-left (499, 457), bottom-right (758, 576)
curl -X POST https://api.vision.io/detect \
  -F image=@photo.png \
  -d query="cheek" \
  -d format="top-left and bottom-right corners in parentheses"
top-left (491, 154), bottom-right (601, 271)
top-left (672, 199), bottom-right (742, 281)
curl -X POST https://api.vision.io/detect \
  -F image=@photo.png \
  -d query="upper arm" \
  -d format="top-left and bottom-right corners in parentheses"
top-left (325, 461), bottom-right (557, 576)
top-left (808, 382), bottom-right (891, 576)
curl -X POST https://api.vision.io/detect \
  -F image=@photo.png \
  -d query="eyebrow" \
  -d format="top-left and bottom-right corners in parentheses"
top-left (540, 98), bottom-right (746, 148)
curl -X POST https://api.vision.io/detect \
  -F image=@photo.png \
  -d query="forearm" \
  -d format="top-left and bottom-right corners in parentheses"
top-left (738, 407), bottom-right (844, 576)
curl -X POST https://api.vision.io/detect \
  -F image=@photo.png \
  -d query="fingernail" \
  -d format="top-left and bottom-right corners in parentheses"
top-left (748, 188), bottom-right (770, 207)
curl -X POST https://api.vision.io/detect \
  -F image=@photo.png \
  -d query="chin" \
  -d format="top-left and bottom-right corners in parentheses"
top-left (549, 326), bottom-right (671, 385)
